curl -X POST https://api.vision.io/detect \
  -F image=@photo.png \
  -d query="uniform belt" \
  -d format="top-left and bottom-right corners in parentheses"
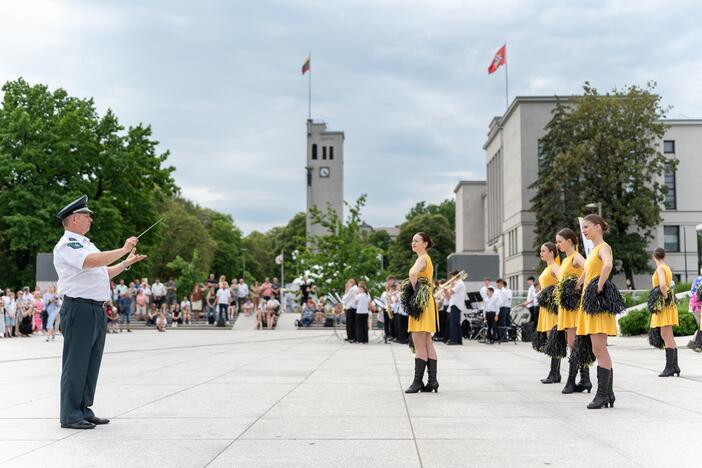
top-left (64, 296), bottom-right (106, 307)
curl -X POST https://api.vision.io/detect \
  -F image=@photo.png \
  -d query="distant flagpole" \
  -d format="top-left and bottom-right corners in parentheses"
top-left (503, 43), bottom-right (509, 109)
top-left (308, 51), bottom-right (312, 119)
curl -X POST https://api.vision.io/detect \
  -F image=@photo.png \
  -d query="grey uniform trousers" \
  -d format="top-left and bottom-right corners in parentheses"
top-left (59, 299), bottom-right (106, 424)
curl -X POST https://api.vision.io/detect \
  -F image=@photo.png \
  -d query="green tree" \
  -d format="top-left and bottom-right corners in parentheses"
top-left (166, 249), bottom-right (206, 296)
top-left (405, 199), bottom-right (455, 231)
top-left (530, 82), bottom-right (672, 287)
top-left (243, 231), bottom-right (276, 281)
top-left (302, 195), bottom-right (384, 295)
top-left (387, 213), bottom-right (454, 280)
top-left (269, 212), bottom-right (307, 280)
top-left (0, 78), bottom-right (175, 288)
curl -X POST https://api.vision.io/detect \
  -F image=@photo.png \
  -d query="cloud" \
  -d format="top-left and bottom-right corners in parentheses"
top-left (1, 0), bottom-right (700, 233)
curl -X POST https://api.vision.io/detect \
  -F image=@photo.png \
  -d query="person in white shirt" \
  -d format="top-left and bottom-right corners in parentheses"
top-left (354, 283), bottom-right (372, 344)
top-left (53, 194), bottom-right (145, 430)
top-left (521, 276), bottom-right (538, 325)
top-left (180, 297), bottom-right (191, 325)
top-left (151, 279), bottom-right (166, 312)
top-left (480, 277), bottom-right (492, 309)
top-left (237, 279), bottom-right (249, 313)
top-left (342, 279), bottom-right (359, 342)
top-left (483, 287), bottom-right (498, 343)
top-left (495, 279), bottom-right (512, 342)
top-left (215, 282), bottom-right (231, 324)
top-left (446, 271), bottom-right (467, 345)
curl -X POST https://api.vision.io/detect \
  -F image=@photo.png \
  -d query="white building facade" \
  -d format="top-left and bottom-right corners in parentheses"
top-left (455, 96), bottom-right (702, 290)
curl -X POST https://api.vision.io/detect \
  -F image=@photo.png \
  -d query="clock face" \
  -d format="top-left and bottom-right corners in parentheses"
top-left (319, 167), bottom-right (330, 178)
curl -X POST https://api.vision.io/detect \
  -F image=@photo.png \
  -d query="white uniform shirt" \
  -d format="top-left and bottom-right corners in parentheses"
top-left (152, 282), bottom-right (166, 298)
top-left (342, 285), bottom-right (359, 309)
top-left (480, 285), bottom-right (490, 302)
top-left (483, 295), bottom-right (498, 313)
top-left (448, 281), bottom-right (467, 308)
top-left (53, 230), bottom-right (110, 302)
top-left (495, 287), bottom-right (513, 309)
top-left (355, 292), bottom-right (370, 315)
top-left (526, 285), bottom-right (537, 306)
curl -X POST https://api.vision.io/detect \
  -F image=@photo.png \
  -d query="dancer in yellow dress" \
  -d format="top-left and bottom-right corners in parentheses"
top-left (533, 242), bottom-right (561, 383)
top-left (575, 214), bottom-right (624, 409)
top-left (404, 232), bottom-right (440, 394)
top-left (649, 248), bottom-right (681, 377)
top-left (554, 228), bottom-right (589, 394)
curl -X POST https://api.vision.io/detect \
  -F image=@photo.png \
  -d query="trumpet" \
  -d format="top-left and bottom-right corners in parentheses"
top-left (434, 270), bottom-right (468, 299)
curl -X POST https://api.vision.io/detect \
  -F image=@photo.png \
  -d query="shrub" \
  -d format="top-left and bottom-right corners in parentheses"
top-left (673, 311), bottom-right (698, 336)
top-left (674, 282), bottom-right (692, 294)
top-left (619, 309), bottom-right (650, 336)
top-left (622, 291), bottom-right (648, 308)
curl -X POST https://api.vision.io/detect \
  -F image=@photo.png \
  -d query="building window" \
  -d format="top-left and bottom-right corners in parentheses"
top-left (663, 140), bottom-right (675, 154)
top-left (329, 146), bottom-right (334, 160)
top-left (312, 144), bottom-right (318, 160)
top-left (322, 146), bottom-right (327, 160)
top-left (664, 226), bottom-right (680, 252)
top-left (664, 163), bottom-right (676, 210)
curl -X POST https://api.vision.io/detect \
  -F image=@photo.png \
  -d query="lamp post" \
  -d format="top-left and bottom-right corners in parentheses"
top-left (585, 202), bottom-right (602, 217)
top-left (241, 248), bottom-right (248, 278)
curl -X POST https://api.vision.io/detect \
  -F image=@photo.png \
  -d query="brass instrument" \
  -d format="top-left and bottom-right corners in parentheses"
top-left (384, 291), bottom-right (394, 320)
top-left (434, 270), bottom-right (468, 300)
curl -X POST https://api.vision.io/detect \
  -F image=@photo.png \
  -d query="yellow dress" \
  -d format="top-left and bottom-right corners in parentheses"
top-left (408, 254), bottom-right (439, 333)
top-left (536, 263), bottom-right (559, 332)
top-left (557, 254), bottom-right (583, 330)
top-left (576, 243), bottom-right (618, 336)
top-left (650, 264), bottom-right (679, 328)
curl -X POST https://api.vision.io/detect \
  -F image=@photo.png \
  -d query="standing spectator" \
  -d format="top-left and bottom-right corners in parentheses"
top-left (271, 277), bottom-right (281, 300)
top-left (237, 279), bottom-right (249, 312)
top-left (301, 299), bottom-right (316, 327)
top-left (180, 296), bottom-right (192, 325)
top-left (4, 291), bottom-right (16, 337)
top-left (229, 279), bottom-right (238, 319)
top-left (118, 291), bottom-right (133, 333)
top-left (447, 271), bottom-right (467, 345)
top-left (261, 277), bottom-right (273, 301)
top-left (342, 279), bottom-right (359, 342)
top-left (141, 279), bottom-right (152, 309)
top-left (251, 281), bottom-right (261, 311)
top-left (484, 287), bottom-right (498, 343)
top-left (166, 277), bottom-right (177, 312)
top-left (216, 281), bottom-right (231, 324)
top-left (205, 287), bottom-right (216, 324)
top-left (354, 283), bottom-right (371, 344)
top-left (191, 283), bottom-right (203, 319)
top-left (43, 286), bottom-right (61, 341)
top-left (152, 278), bottom-right (166, 313)
top-left (33, 290), bottom-right (44, 334)
top-left (206, 273), bottom-right (217, 288)
top-left (0, 294), bottom-right (5, 339)
top-left (135, 290), bottom-right (147, 321)
top-left (495, 279), bottom-right (512, 342)
top-left (115, 279), bottom-right (128, 301)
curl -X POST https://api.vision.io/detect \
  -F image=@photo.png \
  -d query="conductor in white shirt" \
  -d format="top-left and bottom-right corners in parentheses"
top-left (53, 195), bottom-right (146, 430)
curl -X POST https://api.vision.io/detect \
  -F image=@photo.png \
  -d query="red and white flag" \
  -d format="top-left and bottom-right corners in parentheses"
top-left (488, 44), bottom-right (506, 74)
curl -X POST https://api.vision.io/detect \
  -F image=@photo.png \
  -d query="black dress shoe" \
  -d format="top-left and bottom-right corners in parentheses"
top-left (61, 419), bottom-right (96, 429)
top-left (446, 341), bottom-right (462, 346)
top-left (86, 416), bottom-right (110, 425)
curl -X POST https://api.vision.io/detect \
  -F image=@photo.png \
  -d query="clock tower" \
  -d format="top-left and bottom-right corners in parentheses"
top-left (306, 119), bottom-right (344, 239)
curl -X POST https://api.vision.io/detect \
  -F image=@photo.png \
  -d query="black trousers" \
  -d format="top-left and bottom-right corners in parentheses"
top-left (383, 311), bottom-right (394, 339)
top-left (530, 306), bottom-right (539, 325)
top-left (485, 312), bottom-right (497, 342)
top-left (449, 305), bottom-right (463, 344)
top-left (498, 307), bottom-right (511, 341)
top-left (59, 298), bottom-right (106, 424)
top-left (355, 313), bottom-right (369, 343)
top-left (395, 314), bottom-right (409, 343)
top-left (345, 308), bottom-right (357, 341)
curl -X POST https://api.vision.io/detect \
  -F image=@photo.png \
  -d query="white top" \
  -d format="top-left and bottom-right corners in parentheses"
top-left (152, 282), bottom-right (166, 298)
top-left (480, 285), bottom-right (490, 302)
top-left (238, 283), bottom-right (249, 298)
top-left (495, 287), bottom-right (513, 309)
top-left (267, 298), bottom-right (280, 309)
top-left (483, 295), bottom-right (498, 313)
top-left (180, 300), bottom-right (191, 310)
top-left (216, 287), bottom-right (231, 304)
top-left (53, 230), bottom-right (110, 302)
top-left (355, 292), bottom-right (370, 314)
top-left (342, 285), bottom-right (359, 309)
top-left (448, 281), bottom-right (467, 308)
top-left (526, 285), bottom-right (537, 307)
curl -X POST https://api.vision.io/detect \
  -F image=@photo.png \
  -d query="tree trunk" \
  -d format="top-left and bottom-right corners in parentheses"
top-left (623, 260), bottom-right (635, 290)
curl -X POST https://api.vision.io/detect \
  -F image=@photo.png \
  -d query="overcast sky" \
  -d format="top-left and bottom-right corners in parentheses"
top-left (2, 0), bottom-right (700, 233)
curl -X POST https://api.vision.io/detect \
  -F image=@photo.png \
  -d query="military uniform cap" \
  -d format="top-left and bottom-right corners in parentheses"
top-left (56, 194), bottom-right (93, 220)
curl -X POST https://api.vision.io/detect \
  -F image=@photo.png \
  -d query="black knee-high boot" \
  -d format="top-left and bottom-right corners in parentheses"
top-left (405, 358), bottom-right (427, 393)
top-left (540, 357), bottom-right (561, 384)
top-left (421, 359), bottom-right (439, 393)
top-left (673, 348), bottom-right (681, 376)
top-left (587, 366), bottom-right (613, 409)
top-left (561, 360), bottom-right (578, 394)
top-left (574, 366), bottom-right (592, 393)
top-left (659, 348), bottom-right (676, 377)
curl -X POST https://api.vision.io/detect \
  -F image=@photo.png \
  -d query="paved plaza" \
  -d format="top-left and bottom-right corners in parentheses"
top-left (1, 318), bottom-right (701, 468)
